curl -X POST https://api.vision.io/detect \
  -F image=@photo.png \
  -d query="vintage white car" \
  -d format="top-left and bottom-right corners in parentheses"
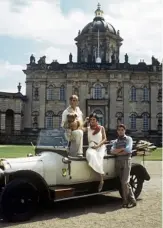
top-left (0, 129), bottom-right (150, 222)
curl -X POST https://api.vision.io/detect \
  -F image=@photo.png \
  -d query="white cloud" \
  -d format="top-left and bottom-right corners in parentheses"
top-left (0, 0), bottom-right (162, 92)
top-left (0, 61), bottom-right (26, 94)
top-left (0, 0), bottom-right (161, 63)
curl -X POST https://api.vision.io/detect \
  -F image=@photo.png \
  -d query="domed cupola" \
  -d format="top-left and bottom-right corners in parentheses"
top-left (75, 3), bottom-right (123, 64)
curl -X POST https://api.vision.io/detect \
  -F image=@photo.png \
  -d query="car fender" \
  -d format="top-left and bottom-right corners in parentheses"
top-left (131, 163), bottom-right (150, 181)
top-left (7, 170), bottom-right (51, 203)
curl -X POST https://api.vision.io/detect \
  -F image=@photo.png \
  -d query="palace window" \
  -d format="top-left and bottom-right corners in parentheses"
top-left (93, 84), bottom-right (102, 99)
top-left (130, 113), bottom-right (137, 130)
top-left (130, 86), bottom-right (136, 101)
top-left (45, 111), bottom-right (54, 129)
top-left (47, 85), bottom-right (54, 101)
top-left (143, 87), bottom-right (149, 101)
top-left (60, 86), bottom-right (65, 101)
top-left (142, 113), bottom-right (149, 131)
top-left (58, 111), bottom-right (63, 128)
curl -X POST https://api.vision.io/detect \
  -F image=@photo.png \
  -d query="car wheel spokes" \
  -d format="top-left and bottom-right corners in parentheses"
top-left (130, 175), bottom-right (138, 192)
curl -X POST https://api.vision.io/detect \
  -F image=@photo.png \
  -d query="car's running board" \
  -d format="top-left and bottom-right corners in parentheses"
top-left (53, 189), bottom-right (117, 202)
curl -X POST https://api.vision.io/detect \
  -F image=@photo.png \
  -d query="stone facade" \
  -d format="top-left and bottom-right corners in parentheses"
top-left (22, 67), bottom-right (162, 135)
top-left (0, 4), bottom-right (162, 144)
top-left (0, 89), bottom-right (27, 135)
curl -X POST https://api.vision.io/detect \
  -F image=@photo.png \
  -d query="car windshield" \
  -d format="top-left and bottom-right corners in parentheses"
top-left (36, 129), bottom-right (69, 148)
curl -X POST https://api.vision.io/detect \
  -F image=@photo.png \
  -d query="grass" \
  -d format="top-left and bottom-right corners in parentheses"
top-left (144, 147), bottom-right (162, 161)
top-left (0, 145), bottom-right (35, 158)
top-left (0, 145), bottom-right (162, 161)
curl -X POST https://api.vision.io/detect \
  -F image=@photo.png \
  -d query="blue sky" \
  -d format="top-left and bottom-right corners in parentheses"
top-left (0, 0), bottom-right (161, 94)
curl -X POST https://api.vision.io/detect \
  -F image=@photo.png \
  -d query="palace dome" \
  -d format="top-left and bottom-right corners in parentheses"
top-left (80, 3), bottom-right (116, 35)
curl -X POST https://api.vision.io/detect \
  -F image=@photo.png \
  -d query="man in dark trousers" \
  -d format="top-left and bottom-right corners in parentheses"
top-left (111, 124), bottom-right (136, 208)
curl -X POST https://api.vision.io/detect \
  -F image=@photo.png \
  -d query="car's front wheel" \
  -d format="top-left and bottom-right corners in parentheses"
top-left (0, 179), bottom-right (39, 222)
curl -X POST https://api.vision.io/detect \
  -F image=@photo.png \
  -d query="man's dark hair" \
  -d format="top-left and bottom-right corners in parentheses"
top-left (89, 112), bottom-right (99, 121)
top-left (117, 124), bottom-right (126, 130)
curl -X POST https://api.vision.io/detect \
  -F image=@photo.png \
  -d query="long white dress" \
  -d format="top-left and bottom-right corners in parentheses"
top-left (86, 126), bottom-right (106, 174)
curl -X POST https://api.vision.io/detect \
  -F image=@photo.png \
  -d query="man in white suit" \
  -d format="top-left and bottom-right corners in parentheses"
top-left (61, 95), bottom-right (85, 157)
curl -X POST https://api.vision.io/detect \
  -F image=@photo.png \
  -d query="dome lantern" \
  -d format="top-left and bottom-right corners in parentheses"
top-left (94, 3), bottom-right (104, 20)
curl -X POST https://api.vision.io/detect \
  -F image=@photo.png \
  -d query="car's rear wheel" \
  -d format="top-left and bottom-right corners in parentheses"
top-left (0, 179), bottom-right (39, 222)
top-left (119, 169), bottom-right (143, 200)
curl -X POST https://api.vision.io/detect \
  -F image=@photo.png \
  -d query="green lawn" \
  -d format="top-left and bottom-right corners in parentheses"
top-left (0, 145), bottom-right (162, 161)
top-left (0, 145), bottom-right (35, 158)
top-left (144, 147), bottom-right (162, 161)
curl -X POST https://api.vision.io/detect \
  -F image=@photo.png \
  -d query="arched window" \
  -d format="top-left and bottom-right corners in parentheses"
top-left (93, 84), bottom-right (102, 99)
top-left (92, 109), bottom-right (104, 126)
top-left (5, 109), bottom-right (14, 134)
top-left (156, 113), bottom-right (162, 131)
top-left (143, 87), bottom-right (149, 101)
top-left (45, 111), bottom-right (54, 129)
top-left (142, 113), bottom-right (150, 131)
top-left (130, 113), bottom-right (137, 130)
top-left (47, 85), bottom-right (54, 101)
top-left (60, 86), bottom-right (65, 101)
top-left (130, 86), bottom-right (136, 101)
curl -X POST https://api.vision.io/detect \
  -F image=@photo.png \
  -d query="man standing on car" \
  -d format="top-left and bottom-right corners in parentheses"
top-left (61, 95), bottom-right (88, 157)
top-left (110, 124), bottom-right (136, 208)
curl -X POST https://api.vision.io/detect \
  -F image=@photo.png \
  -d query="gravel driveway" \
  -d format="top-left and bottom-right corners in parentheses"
top-left (0, 161), bottom-right (162, 228)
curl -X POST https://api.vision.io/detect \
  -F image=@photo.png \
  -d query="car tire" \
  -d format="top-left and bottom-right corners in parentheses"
top-left (130, 168), bottom-right (143, 199)
top-left (0, 179), bottom-right (39, 222)
top-left (119, 169), bottom-right (143, 200)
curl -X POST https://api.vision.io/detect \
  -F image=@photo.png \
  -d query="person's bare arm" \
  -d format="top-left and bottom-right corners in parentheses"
top-left (111, 148), bottom-right (124, 155)
top-left (118, 137), bottom-right (133, 156)
top-left (82, 117), bottom-right (89, 127)
top-left (117, 151), bottom-right (128, 155)
top-left (110, 140), bottom-right (123, 155)
top-left (82, 126), bottom-right (88, 132)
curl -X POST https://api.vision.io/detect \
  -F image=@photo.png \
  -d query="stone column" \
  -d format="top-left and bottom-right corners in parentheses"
top-left (123, 81), bottom-right (130, 128)
top-left (109, 81), bottom-right (117, 129)
top-left (39, 82), bottom-right (46, 128)
top-left (24, 81), bottom-right (32, 128)
top-left (0, 113), bottom-right (5, 132)
top-left (150, 83), bottom-right (157, 130)
top-left (14, 114), bottom-right (21, 131)
top-left (105, 106), bottom-right (109, 129)
top-left (66, 81), bottom-right (73, 106)
top-left (87, 106), bottom-right (90, 116)
top-left (79, 82), bottom-right (88, 118)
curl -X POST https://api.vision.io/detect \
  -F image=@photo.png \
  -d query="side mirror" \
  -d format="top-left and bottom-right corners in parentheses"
top-left (62, 157), bottom-right (71, 164)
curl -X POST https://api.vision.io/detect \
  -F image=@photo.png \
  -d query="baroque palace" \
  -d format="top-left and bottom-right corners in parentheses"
top-left (0, 4), bottom-right (162, 144)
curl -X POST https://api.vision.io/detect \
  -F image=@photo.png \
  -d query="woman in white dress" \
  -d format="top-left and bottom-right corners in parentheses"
top-left (85, 113), bottom-right (107, 192)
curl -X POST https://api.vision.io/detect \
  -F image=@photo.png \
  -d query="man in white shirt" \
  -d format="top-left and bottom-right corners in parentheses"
top-left (61, 95), bottom-right (84, 157)
top-left (61, 95), bottom-right (83, 128)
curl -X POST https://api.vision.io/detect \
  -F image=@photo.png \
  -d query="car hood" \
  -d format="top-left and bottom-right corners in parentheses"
top-left (2, 156), bottom-right (41, 164)
top-left (0, 155), bottom-right (44, 175)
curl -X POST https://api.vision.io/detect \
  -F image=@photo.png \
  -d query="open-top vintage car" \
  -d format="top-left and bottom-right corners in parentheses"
top-left (0, 129), bottom-right (150, 222)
